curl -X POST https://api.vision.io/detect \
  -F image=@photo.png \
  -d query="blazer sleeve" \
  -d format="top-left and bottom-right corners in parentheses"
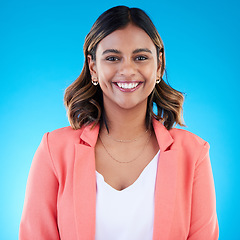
top-left (187, 142), bottom-right (219, 240)
top-left (19, 133), bottom-right (60, 240)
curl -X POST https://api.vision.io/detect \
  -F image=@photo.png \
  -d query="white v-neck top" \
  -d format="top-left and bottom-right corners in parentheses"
top-left (95, 150), bottom-right (160, 240)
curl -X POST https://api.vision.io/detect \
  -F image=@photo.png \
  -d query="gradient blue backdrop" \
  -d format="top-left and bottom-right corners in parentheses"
top-left (1, 0), bottom-right (239, 239)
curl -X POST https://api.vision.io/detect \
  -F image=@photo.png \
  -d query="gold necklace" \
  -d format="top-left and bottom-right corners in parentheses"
top-left (99, 131), bottom-right (152, 164)
top-left (105, 129), bottom-right (149, 143)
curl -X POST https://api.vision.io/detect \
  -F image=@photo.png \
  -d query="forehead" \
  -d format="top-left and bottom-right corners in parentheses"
top-left (96, 24), bottom-right (156, 54)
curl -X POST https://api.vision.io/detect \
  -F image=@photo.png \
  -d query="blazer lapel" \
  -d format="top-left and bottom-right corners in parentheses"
top-left (152, 119), bottom-right (178, 240)
top-left (73, 124), bottom-right (99, 240)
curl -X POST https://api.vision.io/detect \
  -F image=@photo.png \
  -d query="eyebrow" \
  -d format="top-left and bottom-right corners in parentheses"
top-left (102, 48), bottom-right (152, 55)
top-left (133, 48), bottom-right (152, 54)
top-left (102, 49), bottom-right (121, 55)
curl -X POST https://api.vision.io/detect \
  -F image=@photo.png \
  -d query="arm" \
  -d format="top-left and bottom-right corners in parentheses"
top-left (19, 133), bottom-right (60, 240)
top-left (188, 142), bottom-right (219, 239)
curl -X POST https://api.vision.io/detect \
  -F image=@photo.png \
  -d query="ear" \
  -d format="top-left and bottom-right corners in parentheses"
top-left (87, 55), bottom-right (97, 78)
top-left (157, 52), bottom-right (163, 78)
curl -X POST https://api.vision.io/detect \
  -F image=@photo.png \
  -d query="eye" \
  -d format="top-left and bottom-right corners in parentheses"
top-left (106, 56), bottom-right (120, 61)
top-left (135, 55), bottom-right (148, 61)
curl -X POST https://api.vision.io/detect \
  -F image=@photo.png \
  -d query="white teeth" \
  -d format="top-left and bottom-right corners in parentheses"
top-left (116, 82), bottom-right (139, 89)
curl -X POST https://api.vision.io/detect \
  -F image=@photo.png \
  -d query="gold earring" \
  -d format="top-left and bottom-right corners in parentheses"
top-left (156, 78), bottom-right (161, 84)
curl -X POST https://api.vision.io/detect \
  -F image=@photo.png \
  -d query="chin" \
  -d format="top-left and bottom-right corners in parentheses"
top-left (116, 99), bottom-right (147, 111)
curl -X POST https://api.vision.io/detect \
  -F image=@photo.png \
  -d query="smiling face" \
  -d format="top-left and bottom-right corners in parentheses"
top-left (88, 23), bottom-right (161, 112)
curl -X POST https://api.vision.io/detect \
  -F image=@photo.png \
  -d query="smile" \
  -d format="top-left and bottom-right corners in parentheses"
top-left (117, 82), bottom-right (139, 89)
top-left (113, 82), bottom-right (143, 92)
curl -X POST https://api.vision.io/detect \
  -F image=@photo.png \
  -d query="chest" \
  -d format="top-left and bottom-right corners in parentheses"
top-left (94, 135), bottom-right (159, 191)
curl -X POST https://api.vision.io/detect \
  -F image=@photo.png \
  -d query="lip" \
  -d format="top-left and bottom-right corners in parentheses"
top-left (112, 81), bottom-right (143, 92)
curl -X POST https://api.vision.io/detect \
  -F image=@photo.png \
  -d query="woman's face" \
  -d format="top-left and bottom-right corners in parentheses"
top-left (88, 23), bottom-right (161, 111)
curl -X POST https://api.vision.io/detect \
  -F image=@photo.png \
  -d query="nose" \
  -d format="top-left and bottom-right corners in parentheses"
top-left (118, 58), bottom-right (137, 77)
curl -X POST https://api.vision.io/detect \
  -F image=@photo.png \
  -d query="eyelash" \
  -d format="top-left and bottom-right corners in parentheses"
top-left (135, 56), bottom-right (148, 61)
top-left (106, 56), bottom-right (120, 61)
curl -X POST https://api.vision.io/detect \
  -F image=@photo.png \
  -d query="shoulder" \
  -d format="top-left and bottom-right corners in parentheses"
top-left (169, 128), bottom-right (210, 163)
top-left (39, 126), bottom-right (85, 175)
top-left (153, 119), bottom-right (208, 151)
top-left (47, 126), bottom-right (83, 145)
top-left (43, 126), bottom-right (84, 161)
top-left (170, 128), bottom-right (208, 147)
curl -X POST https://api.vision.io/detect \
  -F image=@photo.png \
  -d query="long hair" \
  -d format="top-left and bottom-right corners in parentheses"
top-left (64, 5), bottom-right (185, 130)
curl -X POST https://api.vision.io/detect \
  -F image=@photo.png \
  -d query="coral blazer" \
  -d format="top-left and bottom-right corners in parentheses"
top-left (19, 119), bottom-right (219, 240)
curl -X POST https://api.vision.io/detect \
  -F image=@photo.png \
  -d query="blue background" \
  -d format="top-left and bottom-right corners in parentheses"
top-left (0, 0), bottom-right (239, 239)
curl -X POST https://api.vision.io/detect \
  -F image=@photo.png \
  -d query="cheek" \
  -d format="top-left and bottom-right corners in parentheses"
top-left (96, 63), bottom-right (116, 83)
top-left (141, 65), bottom-right (158, 83)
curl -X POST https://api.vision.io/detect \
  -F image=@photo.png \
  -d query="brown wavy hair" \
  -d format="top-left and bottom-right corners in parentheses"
top-left (64, 6), bottom-right (185, 130)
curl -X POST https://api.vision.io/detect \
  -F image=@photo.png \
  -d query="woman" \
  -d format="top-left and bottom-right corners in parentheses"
top-left (19, 6), bottom-right (219, 240)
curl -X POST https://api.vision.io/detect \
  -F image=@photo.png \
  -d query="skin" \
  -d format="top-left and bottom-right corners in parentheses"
top-left (88, 24), bottom-right (161, 191)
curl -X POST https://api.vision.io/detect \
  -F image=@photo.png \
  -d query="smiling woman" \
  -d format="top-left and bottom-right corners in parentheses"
top-left (64, 6), bottom-right (185, 131)
top-left (19, 5), bottom-right (219, 240)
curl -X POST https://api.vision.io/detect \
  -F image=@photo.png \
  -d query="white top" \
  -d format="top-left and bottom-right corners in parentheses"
top-left (95, 150), bottom-right (160, 240)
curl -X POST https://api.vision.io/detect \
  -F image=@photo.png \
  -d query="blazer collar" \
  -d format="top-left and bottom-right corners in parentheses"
top-left (152, 118), bottom-right (174, 151)
top-left (79, 123), bottom-right (100, 147)
top-left (74, 119), bottom-right (177, 240)
top-left (78, 118), bottom-right (173, 151)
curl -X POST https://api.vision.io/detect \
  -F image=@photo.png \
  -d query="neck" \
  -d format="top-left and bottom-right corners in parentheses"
top-left (101, 102), bottom-right (150, 140)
